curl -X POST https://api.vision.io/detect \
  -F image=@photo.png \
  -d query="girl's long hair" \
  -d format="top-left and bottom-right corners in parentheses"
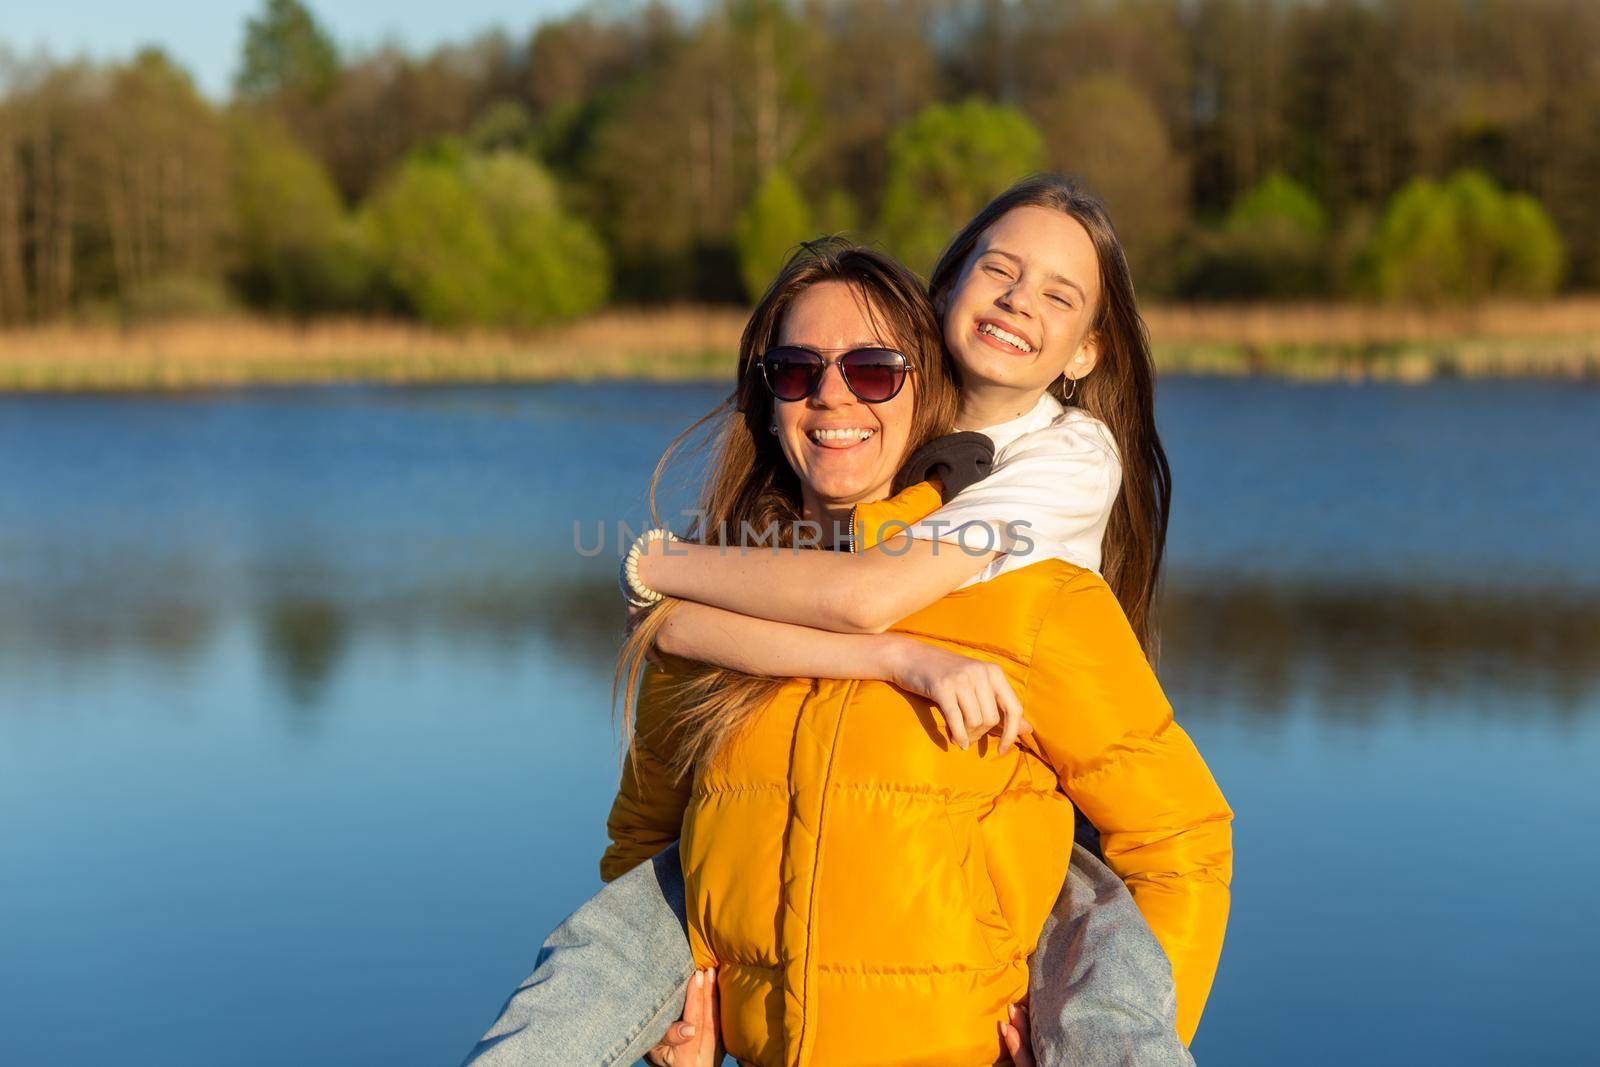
top-left (615, 238), bottom-right (960, 781)
top-left (927, 173), bottom-right (1172, 659)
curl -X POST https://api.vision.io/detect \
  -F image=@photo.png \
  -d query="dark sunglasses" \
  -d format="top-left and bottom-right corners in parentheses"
top-left (757, 346), bottom-right (915, 403)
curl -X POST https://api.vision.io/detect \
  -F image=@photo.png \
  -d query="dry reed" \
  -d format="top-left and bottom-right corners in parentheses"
top-left (1, 300), bottom-right (1597, 391)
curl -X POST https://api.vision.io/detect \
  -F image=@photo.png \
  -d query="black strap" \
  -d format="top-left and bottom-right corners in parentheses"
top-left (891, 431), bottom-right (996, 501)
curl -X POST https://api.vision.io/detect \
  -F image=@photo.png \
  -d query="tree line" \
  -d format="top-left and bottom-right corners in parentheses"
top-left (1, 0), bottom-right (1595, 328)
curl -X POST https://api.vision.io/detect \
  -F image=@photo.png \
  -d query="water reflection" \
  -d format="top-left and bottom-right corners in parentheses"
top-left (260, 597), bottom-right (349, 714)
top-left (3, 565), bottom-right (1594, 729)
top-left (1161, 575), bottom-right (1600, 726)
top-left (3, 382), bottom-right (1595, 1066)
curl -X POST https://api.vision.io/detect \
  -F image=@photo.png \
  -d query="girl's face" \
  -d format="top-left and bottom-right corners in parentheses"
top-left (940, 204), bottom-right (1103, 398)
top-left (771, 280), bottom-right (917, 516)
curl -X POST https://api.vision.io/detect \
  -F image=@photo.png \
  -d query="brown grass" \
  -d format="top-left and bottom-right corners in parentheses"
top-left (0, 307), bottom-right (749, 391)
top-left (1, 299), bottom-right (1598, 392)
top-left (1146, 297), bottom-right (1600, 344)
top-left (1147, 299), bottom-right (1600, 381)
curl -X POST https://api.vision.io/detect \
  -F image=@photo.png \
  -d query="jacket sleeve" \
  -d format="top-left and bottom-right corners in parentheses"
top-left (599, 658), bottom-right (695, 883)
top-left (850, 479), bottom-right (946, 550)
top-left (1023, 569), bottom-right (1234, 1045)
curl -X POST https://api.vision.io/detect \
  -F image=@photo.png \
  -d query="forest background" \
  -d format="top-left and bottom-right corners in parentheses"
top-left (3, 0), bottom-right (1597, 388)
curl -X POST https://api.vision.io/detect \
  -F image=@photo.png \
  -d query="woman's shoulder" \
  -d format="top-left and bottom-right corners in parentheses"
top-left (978, 556), bottom-right (1113, 609)
top-left (1002, 557), bottom-right (1124, 620)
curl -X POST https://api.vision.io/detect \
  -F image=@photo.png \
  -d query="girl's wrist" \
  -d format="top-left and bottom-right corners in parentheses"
top-left (635, 534), bottom-right (680, 595)
top-left (621, 528), bottom-right (681, 608)
top-left (874, 633), bottom-right (917, 685)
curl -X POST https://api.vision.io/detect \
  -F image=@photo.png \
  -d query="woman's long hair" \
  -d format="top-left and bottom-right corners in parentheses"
top-left (615, 238), bottom-right (960, 781)
top-left (927, 174), bottom-right (1172, 660)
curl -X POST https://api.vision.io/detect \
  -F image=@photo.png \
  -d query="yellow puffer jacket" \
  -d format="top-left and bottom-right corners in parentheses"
top-left (602, 481), bottom-right (1233, 1065)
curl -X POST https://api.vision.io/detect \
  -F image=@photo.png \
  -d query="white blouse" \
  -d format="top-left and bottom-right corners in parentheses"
top-left (905, 392), bottom-right (1121, 588)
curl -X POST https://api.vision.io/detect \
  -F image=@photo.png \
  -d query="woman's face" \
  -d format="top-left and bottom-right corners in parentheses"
top-left (940, 204), bottom-right (1103, 398)
top-left (770, 280), bottom-right (917, 515)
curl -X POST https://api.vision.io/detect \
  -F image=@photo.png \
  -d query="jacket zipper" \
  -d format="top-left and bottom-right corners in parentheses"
top-left (845, 503), bottom-right (859, 554)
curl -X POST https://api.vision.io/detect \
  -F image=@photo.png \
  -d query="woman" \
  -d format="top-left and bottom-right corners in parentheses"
top-left (622, 178), bottom-right (1229, 1045)
top-left (600, 238), bottom-right (1229, 1067)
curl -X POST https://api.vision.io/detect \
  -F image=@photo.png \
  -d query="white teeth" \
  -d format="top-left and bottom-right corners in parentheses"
top-left (979, 322), bottom-right (1032, 352)
top-left (807, 427), bottom-right (875, 443)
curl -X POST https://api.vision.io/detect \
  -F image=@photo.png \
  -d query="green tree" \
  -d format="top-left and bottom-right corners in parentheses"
top-left (734, 168), bottom-right (813, 300)
top-left (235, 0), bottom-right (341, 102)
top-left (805, 0), bottom-right (938, 221)
top-left (360, 147), bottom-right (608, 327)
top-left (87, 49), bottom-right (233, 315)
top-left (581, 0), bottom-right (819, 301)
top-left (1185, 172), bottom-right (1329, 299)
top-left (227, 110), bottom-right (369, 312)
top-left (1044, 75), bottom-right (1188, 292)
top-left (1365, 169), bottom-right (1563, 303)
top-left (878, 98), bottom-right (1046, 274)
top-left (467, 152), bottom-right (611, 321)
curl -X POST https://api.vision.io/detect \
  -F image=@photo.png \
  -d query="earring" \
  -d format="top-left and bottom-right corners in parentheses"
top-left (1061, 373), bottom-right (1078, 403)
top-left (769, 422), bottom-right (778, 434)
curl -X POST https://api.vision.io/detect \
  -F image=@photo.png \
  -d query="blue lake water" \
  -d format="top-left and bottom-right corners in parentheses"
top-left (2, 378), bottom-right (1597, 1065)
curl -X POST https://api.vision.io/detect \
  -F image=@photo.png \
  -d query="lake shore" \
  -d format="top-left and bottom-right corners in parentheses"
top-left (3, 300), bottom-right (1599, 392)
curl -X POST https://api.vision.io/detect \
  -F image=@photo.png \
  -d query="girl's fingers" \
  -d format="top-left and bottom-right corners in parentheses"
top-left (955, 679), bottom-right (987, 738)
top-left (957, 681), bottom-right (988, 751)
top-left (994, 674), bottom-right (1028, 755)
top-left (937, 685), bottom-right (971, 750)
top-left (968, 679), bottom-right (1000, 745)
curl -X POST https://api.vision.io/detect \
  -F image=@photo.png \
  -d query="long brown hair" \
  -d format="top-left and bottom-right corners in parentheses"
top-left (928, 173), bottom-right (1172, 659)
top-left (615, 238), bottom-right (960, 780)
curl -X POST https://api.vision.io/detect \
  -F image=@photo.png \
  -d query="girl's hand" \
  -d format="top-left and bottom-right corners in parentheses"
top-left (1000, 1002), bottom-right (1036, 1066)
top-left (645, 967), bottom-right (721, 1067)
top-left (883, 636), bottom-right (1032, 754)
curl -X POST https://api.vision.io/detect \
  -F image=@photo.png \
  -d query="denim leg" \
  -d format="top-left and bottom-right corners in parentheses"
top-left (463, 843), bottom-right (697, 1067)
top-left (1028, 843), bottom-right (1197, 1067)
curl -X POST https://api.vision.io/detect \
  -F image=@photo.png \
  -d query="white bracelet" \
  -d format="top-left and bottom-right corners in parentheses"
top-left (620, 528), bottom-right (681, 609)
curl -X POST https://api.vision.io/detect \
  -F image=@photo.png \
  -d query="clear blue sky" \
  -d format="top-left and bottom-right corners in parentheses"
top-left (1, 0), bottom-right (605, 99)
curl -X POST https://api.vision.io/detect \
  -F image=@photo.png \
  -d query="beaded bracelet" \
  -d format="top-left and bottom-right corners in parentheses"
top-left (620, 528), bottom-right (681, 610)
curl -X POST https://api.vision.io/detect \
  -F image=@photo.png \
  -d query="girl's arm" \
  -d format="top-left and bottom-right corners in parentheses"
top-left (635, 523), bottom-right (1004, 635)
top-left (635, 418), bottom-right (1118, 634)
top-left (650, 600), bottom-right (1030, 752)
top-left (1024, 570), bottom-right (1233, 1046)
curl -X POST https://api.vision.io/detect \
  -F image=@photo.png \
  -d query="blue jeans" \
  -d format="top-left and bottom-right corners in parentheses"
top-left (464, 843), bottom-right (1195, 1066)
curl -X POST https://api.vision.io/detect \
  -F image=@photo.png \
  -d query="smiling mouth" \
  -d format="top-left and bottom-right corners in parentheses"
top-left (976, 321), bottom-right (1034, 353)
top-left (806, 427), bottom-right (876, 450)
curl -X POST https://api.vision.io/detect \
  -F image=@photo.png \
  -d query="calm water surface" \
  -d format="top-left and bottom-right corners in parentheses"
top-left (2, 379), bottom-right (1597, 1065)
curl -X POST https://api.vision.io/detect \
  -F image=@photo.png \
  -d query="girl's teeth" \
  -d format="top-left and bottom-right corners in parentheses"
top-left (979, 323), bottom-right (1031, 352)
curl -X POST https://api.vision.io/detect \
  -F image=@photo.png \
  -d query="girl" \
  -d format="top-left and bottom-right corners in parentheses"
top-left (465, 177), bottom-right (1228, 1065)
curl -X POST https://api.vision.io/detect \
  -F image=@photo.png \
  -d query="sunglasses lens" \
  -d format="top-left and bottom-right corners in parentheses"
top-left (841, 349), bottom-right (907, 402)
top-left (763, 348), bottom-right (821, 400)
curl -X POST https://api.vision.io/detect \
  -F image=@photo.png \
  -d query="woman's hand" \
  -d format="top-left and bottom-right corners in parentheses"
top-left (645, 967), bottom-right (721, 1067)
top-left (1000, 1002), bottom-right (1036, 1066)
top-left (882, 635), bottom-right (1032, 754)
